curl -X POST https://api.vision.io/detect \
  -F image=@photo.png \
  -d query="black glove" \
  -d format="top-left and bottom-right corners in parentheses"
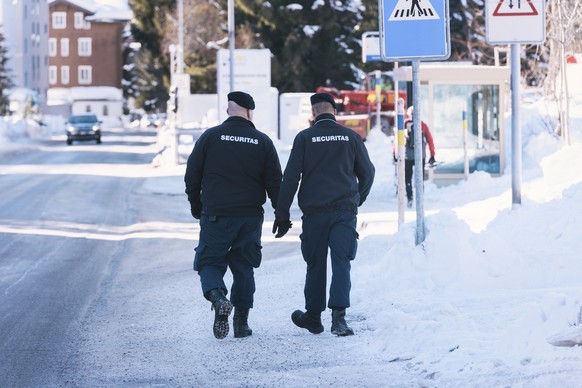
top-left (272, 220), bottom-right (292, 238)
top-left (428, 156), bottom-right (435, 165)
top-left (190, 204), bottom-right (201, 219)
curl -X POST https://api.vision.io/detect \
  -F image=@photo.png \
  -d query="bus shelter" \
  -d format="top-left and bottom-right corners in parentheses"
top-left (393, 63), bottom-right (511, 184)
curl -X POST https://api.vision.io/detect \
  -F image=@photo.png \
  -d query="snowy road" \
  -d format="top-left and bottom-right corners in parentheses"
top-left (0, 127), bottom-right (170, 385)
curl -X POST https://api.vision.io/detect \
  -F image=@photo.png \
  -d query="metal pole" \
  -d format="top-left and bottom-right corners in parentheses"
top-left (375, 70), bottom-right (381, 131)
top-left (169, 44), bottom-right (176, 85)
top-left (393, 62), bottom-right (399, 135)
top-left (412, 60), bottom-right (425, 244)
top-left (463, 105), bottom-right (469, 180)
top-left (177, 0), bottom-right (184, 74)
top-left (173, 0), bottom-right (184, 165)
top-left (396, 98), bottom-right (405, 228)
top-left (510, 43), bottom-right (522, 207)
top-left (228, 0), bottom-right (235, 92)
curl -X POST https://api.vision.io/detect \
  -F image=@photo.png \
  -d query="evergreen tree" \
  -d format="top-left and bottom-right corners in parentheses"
top-left (127, 0), bottom-right (173, 111)
top-left (131, 48), bottom-right (169, 112)
top-left (448, 2), bottom-right (496, 64)
top-left (236, 0), bottom-right (364, 92)
top-left (0, 29), bottom-right (14, 115)
top-left (122, 27), bottom-right (139, 114)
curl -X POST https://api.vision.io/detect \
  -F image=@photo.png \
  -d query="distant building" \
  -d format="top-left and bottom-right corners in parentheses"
top-left (46, 0), bottom-right (130, 124)
top-left (0, 0), bottom-right (50, 110)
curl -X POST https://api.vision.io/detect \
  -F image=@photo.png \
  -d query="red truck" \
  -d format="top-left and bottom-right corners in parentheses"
top-left (316, 71), bottom-right (407, 140)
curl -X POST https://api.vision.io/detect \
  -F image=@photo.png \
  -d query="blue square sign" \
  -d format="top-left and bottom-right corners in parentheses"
top-left (380, 0), bottom-right (450, 61)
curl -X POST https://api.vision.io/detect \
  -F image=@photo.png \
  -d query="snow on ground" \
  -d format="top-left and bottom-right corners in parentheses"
top-left (144, 89), bottom-right (582, 385)
top-left (2, 86), bottom-right (582, 385)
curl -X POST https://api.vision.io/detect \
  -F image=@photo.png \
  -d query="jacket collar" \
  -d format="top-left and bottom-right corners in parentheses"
top-left (225, 115), bottom-right (256, 128)
top-left (313, 113), bottom-right (336, 125)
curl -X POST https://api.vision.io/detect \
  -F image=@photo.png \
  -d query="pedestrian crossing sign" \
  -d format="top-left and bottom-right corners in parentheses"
top-left (388, 0), bottom-right (439, 21)
top-left (486, 0), bottom-right (545, 44)
top-left (380, 0), bottom-right (450, 61)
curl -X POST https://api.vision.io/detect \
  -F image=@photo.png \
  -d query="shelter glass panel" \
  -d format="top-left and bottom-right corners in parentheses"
top-left (431, 84), bottom-right (501, 175)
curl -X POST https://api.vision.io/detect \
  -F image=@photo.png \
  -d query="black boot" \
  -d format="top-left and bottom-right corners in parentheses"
top-left (331, 308), bottom-right (354, 336)
top-left (205, 288), bottom-right (233, 339)
top-left (233, 308), bottom-right (253, 338)
top-left (291, 310), bottom-right (324, 334)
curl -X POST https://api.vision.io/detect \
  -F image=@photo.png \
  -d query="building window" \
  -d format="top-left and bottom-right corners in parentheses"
top-left (48, 38), bottom-right (56, 57)
top-left (74, 12), bottom-right (85, 29)
top-left (78, 38), bottom-right (92, 57)
top-left (78, 66), bottom-right (92, 84)
top-left (103, 105), bottom-right (109, 116)
top-left (49, 66), bottom-right (57, 85)
top-left (86, 105), bottom-right (91, 112)
top-left (52, 12), bottom-right (66, 29)
top-left (61, 66), bottom-right (69, 85)
top-left (60, 38), bottom-right (69, 57)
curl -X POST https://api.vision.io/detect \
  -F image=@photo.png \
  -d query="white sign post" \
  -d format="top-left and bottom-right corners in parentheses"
top-left (216, 49), bottom-right (274, 136)
top-left (486, 0), bottom-right (545, 44)
top-left (362, 31), bottom-right (382, 63)
top-left (486, 0), bottom-right (545, 208)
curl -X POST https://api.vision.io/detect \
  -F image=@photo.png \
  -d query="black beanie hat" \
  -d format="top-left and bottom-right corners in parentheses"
top-left (310, 92), bottom-right (337, 110)
top-left (228, 91), bottom-right (255, 110)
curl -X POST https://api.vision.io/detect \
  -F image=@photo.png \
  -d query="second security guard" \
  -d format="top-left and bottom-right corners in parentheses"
top-left (273, 92), bottom-right (375, 336)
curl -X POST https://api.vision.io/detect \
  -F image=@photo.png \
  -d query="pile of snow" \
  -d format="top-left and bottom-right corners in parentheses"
top-left (0, 116), bottom-right (47, 144)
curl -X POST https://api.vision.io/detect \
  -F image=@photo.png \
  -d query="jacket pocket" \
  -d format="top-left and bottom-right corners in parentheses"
top-left (248, 241), bottom-right (263, 268)
top-left (193, 243), bottom-right (206, 271)
top-left (349, 230), bottom-right (359, 261)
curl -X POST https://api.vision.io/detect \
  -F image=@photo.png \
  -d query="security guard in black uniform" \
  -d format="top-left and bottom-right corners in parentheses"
top-left (273, 92), bottom-right (375, 336)
top-left (185, 91), bottom-right (282, 339)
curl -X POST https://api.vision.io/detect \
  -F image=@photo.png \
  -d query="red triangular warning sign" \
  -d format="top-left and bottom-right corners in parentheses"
top-left (493, 0), bottom-right (538, 16)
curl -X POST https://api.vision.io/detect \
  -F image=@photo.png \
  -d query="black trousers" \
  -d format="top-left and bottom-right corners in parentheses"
top-left (300, 210), bottom-right (358, 313)
top-left (405, 158), bottom-right (425, 201)
top-left (194, 215), bottom-right (263, 309)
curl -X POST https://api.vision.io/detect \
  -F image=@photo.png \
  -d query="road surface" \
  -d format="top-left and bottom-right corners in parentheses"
top-left (0, 125), bottom-right (316, 386)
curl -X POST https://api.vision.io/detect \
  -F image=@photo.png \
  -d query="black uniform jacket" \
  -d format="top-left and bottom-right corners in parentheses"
top-left (275, 113), bottom-right (375, 221)
top-left (185, 116), bottom-right (282, 217)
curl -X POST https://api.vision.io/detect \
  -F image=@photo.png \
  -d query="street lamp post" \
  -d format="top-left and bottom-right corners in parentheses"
top-left (228, 0), bottom-right (234, 92)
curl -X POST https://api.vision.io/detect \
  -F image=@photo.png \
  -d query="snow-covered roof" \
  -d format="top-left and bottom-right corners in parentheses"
top-left (47, 87), bottom-right (122, 103)
top-left (48, 0), bottom-right (132, 22)
top-left (48, 0), bottom-right (96, 14)
top-left (7, 88), bottom-right (39, 101)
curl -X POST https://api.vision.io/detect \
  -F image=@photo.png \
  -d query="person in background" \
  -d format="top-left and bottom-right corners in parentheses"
top-left (185, 91), bottom-right (282, 339)
top-left (404, 106), bottom-right (436, 208)
top-left (273, 92), bottom-right (375, 336)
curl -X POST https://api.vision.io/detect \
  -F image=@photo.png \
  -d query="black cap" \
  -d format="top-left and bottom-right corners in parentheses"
top-left (310, 92), bottom-right (337, 110)
top-left (228, 91), bottom-right (255, 110)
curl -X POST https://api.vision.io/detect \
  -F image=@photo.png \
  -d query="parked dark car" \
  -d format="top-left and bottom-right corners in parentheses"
top-left (66, 114), bottom-right (102, 145)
